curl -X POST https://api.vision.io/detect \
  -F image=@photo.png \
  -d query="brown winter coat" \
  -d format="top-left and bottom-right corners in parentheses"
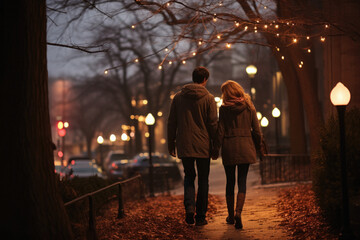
top-left (213, 102), bottom-right (262, 166)
top-left (167, 83), bottom-right (218, 159)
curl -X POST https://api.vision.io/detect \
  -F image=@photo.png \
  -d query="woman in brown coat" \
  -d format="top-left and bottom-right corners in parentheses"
top-left (212, 80), bottom-right (263, 229)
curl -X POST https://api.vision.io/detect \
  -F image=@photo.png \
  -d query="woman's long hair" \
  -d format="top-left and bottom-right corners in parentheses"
top-left (221, 80), bottom-right (252, 107)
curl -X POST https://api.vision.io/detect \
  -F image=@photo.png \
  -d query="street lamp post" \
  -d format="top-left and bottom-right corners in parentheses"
top-left (246, 65), bottom-right (257, 101)
top-left (145, 113), bottom-right (155, 197)
top-left (330, 82), bottom-right (354, 240)
top-left (121, 133), bottom-right (129, 153)
top-left (97, 136), bottom-right (104, 168)
top-left (272, 107), bottom-right (281, 153)
top-left (110, 134), bottom-right (116, 150)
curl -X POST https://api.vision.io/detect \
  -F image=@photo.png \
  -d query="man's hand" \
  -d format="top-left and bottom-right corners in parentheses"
top-left (211, 149), bottom-right (219, 160)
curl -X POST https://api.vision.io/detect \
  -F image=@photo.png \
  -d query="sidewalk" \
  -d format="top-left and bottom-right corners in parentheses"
top-left (199, 186), bottom-right (290, 239)
top-left (173, 161), bottom-right (291, 239)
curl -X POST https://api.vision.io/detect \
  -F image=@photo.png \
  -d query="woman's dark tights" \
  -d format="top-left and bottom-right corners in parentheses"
top-left (224, 164), bottom-right (250, 196)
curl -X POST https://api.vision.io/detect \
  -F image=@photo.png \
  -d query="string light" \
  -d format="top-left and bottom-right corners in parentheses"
top-left (192, 52), bottom-right (197, 56)
top-left (158, 65), bottom-right (162, 70)
top-left (299, 63), bottom-right (303, 68)
top-left (275, 24), bottom-right (279, 29)
top-left (182, 60), bottom-right (186, 64)
top-left (276, 47), bottom-right (280, 51)
top-left (276, 33), bottom-right (280, 37)
top-left (226, 43), bottom-right (231, 48)
top-left (320, 36), bottom-right (326, 42)
top-left (104, 70), bottom-right (108, 75)
top-left (325, 24), bottom-right (329, 28)
top-left (293, 38), bottom-right (298, 43)
top-left (306, 36), bottom-right (310, 40)
top-left (217, 34), bottom-right (221, 39)
top-left (169, 61), bottom-right (172, 65)
top-left (264, 24), bottom-right (268, 29)
top-left (131, 25), bottom-right (135, 29)
top-left (198, 40), bottom-right (203, 45)
top-left (244, 26), bottom-right (248, 31)
top-left (300, 61), bottom-right (304, 65)
top-left (307, 49), bottom-right (311, 53)
top-left (165, 48), bottom-right (169, 52)
top-left (213, 14), bottom-right (217, 22)
top-left (235, 21), bottom-right (240, 27)
top-left (281, 56), bottom-right (285, 60)
top-left (135, 58), bottom-right (139, 63)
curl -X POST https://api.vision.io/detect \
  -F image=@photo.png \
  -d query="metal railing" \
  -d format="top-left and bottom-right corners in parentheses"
top-left (64, 175), bottom-right (143, 240)
top-left (260, 154), bottom-right (311, 184)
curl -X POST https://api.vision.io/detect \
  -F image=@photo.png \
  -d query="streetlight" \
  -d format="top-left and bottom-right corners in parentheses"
top-left (97, 136), bottom-right (104, 168)
top-left (260, 116), bottom-right (269, 128)
top-left (330, 82), bottom-right (354, 240)
top-left (121, 133), bottom-right (129, 153)
top-left (272, 107), bottom-right (281, 153)
top-left (110, 134), bottom-right (116, 150)
top-left (246, 64), bottom-right (257, 101)
top-left (145, 113), bottom-right (155, 197)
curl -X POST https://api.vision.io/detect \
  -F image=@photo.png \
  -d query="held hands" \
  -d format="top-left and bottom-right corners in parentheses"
top-left (211, 149), bottom-right (219, 160)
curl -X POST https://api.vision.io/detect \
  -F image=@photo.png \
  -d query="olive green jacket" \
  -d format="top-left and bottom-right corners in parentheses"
top-left (167, 83), bottom-right (218, 159)
top-left (213, 102), bottom-right (262, 165)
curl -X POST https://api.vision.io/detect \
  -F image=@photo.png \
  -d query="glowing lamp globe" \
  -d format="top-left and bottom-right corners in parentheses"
top-left (97, 136), bottom-right (104, 144)
top-left (121, 133), bottom-right (128, 141)
top-left (330, 82), bottom-right (351, 106)
top-left (256, 112), bottom-right (262, 120)
top-left (246, 65), bottom-right (257, 78)
top-left (260, 117), bottom-right (269, 127)
top-left (145, 113), bottom-right (155, 126)
top-left (272, 107), bottom-right (281, 118)
top-left (109, 134), bottom-right (116, 142)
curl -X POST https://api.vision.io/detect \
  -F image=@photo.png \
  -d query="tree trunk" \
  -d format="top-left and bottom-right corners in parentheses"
top-left (1, 1), bottom-right (73, 238)
top-left (273, 48), bottom-right (308, 154)
top-left (287, 46), bottom-right (324, 154)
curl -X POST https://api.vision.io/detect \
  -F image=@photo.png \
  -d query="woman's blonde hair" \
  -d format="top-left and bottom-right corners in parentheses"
top-left (221, 80), bottom-right (252, 107)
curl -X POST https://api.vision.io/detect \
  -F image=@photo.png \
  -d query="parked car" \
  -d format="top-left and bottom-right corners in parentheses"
top-left (65, 156), bottom-right (105, 179)
top-left (125, 153), bottom-right (182, 184)
top-left (107, 159), bottom-right (131, 180)
top-left (103, 150), bottom-right (130, 174)
top-left (67, 155), bottom-right (97, 166)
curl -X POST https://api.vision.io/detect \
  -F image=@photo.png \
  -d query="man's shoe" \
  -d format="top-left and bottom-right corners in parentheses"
top-left (185, 213), bottom-right (194, 224)
top-left (195, 219), bottom-right (208, 226)
top-left (226, 216), bottom-right (234, 224)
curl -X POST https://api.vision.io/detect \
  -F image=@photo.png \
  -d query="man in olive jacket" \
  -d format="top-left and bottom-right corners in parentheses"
top-left (167, 66), bottom-right (218, 226)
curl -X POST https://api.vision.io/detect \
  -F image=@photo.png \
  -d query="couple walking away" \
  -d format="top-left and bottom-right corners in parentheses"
top-left (167, 66), bottom-right (263, 229)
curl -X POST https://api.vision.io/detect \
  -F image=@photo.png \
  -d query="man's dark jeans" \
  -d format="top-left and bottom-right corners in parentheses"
top-left (181, 157), bottom-right (210, 221)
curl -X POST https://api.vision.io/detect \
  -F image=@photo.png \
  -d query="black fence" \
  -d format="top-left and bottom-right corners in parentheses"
top-left (64, 175), bottom-right (143, 240)
top-left (260, 154), bottom-right (311, 184)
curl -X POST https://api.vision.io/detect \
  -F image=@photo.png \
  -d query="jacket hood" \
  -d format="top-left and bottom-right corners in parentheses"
top-left (221, 101), bottom-right (248, 113)
top-left (180, 83), bottom-right (209, 99)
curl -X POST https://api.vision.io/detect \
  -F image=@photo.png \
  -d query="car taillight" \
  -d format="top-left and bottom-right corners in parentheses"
top-left (111, 162), bottom-right (118, 169)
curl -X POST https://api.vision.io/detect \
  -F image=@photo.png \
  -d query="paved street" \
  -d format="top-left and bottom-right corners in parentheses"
top-left (173, 159), bottom-right (290, 239)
